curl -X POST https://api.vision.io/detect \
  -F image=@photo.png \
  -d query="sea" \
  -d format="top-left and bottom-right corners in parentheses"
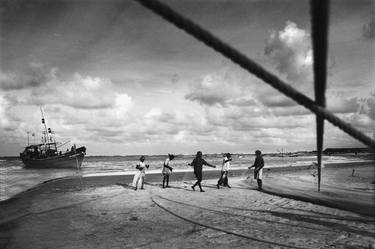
top-left (0, 153), bottom-right (371, 201)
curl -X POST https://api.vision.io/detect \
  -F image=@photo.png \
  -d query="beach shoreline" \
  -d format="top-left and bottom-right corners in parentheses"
top-left (2, 160), bottom-right (373, 203)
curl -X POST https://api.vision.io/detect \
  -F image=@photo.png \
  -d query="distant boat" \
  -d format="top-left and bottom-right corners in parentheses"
top-left (19, 108), bottom-right (86, 169)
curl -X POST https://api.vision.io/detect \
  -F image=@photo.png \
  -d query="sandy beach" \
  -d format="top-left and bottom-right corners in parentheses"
top-left (1, 162), bottom-right (374, 249)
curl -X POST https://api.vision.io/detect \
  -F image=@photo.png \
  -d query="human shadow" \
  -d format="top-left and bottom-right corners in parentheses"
top-left (201, 184), bottom-right (251, 190)
top-left (116, 183), bottom-right (135, 190)
top-left (144, 182), bottom-right (195, 191)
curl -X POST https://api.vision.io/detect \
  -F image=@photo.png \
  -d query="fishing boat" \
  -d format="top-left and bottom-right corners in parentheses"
top-left (20, 108), bottom-right (86, 169)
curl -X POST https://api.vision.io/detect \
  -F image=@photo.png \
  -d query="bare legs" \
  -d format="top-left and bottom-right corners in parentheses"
top-left (192, 171), bottom-right (204, 192)
top-left (162, 174), bottom-right (170, 188)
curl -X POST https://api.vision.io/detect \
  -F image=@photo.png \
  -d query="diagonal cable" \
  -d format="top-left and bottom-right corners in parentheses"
top-left (133, 0), bottom-right (375, 150)
top-left (310, 0), bottom-right (330, 191)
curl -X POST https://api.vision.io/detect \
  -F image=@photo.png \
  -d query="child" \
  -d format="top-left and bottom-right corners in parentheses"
top-left (189, 151), bottom-right (216, 192)
top-left (132, 156), bottom-right (149, 190)
top-left (248, 150), bottom-right (264, 190)
top-left (162, 154), bottom-right (175, 188)
top-left (217, 153), bottom-right (231, 189)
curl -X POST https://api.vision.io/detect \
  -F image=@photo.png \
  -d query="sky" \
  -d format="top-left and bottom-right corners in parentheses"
top-left (0, 0), bottom-right (374, 156)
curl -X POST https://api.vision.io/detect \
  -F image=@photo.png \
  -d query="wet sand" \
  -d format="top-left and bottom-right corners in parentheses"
top-left (1, 162), bottom-right (374, 249)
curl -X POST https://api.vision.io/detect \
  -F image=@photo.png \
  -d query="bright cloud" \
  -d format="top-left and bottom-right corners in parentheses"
top-left (0, 94), bottom-right (12, 129)
top-left (0, 63), bottom-right (49, 90)
top-left (4, 64), bottom-right (133, 111)
top-left (264, 21), bottom-right (313, 83)
top-left (185, 73), bottom-right (245, 106)
top-left (364, 94), bottom-right (375, 121)
top-left (362, 17), bottom-right (375, 40)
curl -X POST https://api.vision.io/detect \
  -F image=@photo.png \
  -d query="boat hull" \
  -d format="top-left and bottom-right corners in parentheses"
top-left (21, 150), bottom-right (85, 169)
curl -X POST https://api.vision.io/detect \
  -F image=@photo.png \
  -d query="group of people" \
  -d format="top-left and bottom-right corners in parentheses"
top-left (131, 150), bottom-right (265, 191)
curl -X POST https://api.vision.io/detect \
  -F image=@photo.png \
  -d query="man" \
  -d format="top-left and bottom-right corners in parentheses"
top-left (162, 154), bottom-right (175, 188)
top-left (217, 153), bottom-right (232, 189)
top-left (189, 151), bottom-right (216, 192)
top-left (132, 156), bottom-right (149, 190)
top-left (248, 150), bottom-right (264, 190)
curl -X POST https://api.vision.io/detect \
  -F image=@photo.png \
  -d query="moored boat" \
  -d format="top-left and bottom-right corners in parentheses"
top-left (20, 108), bottom-right (86, 169)
top-left (20, 144), bottom-right (86, 169)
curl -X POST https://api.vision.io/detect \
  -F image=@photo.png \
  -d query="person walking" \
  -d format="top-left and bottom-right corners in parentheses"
top-left (248, 150), bottom-right (264, 190)
top-left (132, 156), bottom-right (149, 190)
top-left (162, 154), bottom-right (174, 188)
top-left (189, 151), bottom-right (216, 192)
top-left (217, 153), bottom-right (232, 189)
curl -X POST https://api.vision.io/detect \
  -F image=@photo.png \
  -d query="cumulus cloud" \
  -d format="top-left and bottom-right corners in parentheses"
top-left (362, 17), bottom-right (375, 40)
top-left (29, 72), bottom-right (118, 109)
top-left (0, 64), bottom-right (136, 152)
top-left (364, 94), bottom-right (375, 120)
top-left (5, 66), bottom-right (134, 111)
top-left (325, 90), bottom-right (361, 114)
top-left (264, 21), bottom-right (313, 83)
top-left (0, 63), bottom-right (49, 90)
top-left (0, 94), bottom-right (12, 129)
top-left (259, 94), bottom-right (296, 108)
top-left (185, 74), bottom-right (244, 106)
top-left (327, 97), bottom-right (360, 114)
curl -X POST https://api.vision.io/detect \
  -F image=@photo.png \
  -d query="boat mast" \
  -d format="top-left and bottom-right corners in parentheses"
top-left (40, 107), bottom-right (49, 149)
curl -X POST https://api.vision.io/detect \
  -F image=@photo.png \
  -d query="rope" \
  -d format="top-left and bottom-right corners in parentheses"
top-left (155, 194), bottom-right (333, 233)
top-left (133, 0), bottom-right (375, 150)
top-left (310, 0), bottom-right (330, 191)
top-left (0, 190), bottom-right (125, 226)
top-left (151, 196), bottom-right (310, 249)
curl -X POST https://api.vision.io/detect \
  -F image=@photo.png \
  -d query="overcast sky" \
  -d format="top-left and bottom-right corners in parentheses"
top-left (0, 0), bottom-right (374, 156)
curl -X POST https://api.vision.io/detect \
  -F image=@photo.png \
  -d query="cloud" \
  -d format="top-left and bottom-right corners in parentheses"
top-left (264, 21), bottom-right (313, 83)
top-left (226, 96), bottom-right (257, 107)
top-left (0, 92), bottom-right (25, 129)
top-left (0, 63), bottom-right (49, 90)
top-left (326, 90), bottom-right (361, 114)
top-left (0, 95), bottom-right (12, 129)
top-left (185, 74), bottom-right (244, 106)
top-left (365, 94), bottom-right (375, 120)
top-left (0, 64), bottom-right (136, 151)
top-left (362, 17), bottom-right (375, 40)
top-left (259, 94), bottom-right (297, 107)
top-left (6, 66), bottom-right (134, 111)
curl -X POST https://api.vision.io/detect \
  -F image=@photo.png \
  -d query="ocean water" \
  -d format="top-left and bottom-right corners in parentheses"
top-left (0, 153), bottom-right (371, 201)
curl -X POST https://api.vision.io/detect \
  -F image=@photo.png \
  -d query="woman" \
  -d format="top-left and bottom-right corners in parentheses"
top-left (189, 151), bottom-right (216, 192)
top-left (162, 154), bottom-right (174, 188)
top-left (248, 150), bottom-right (264, 190)
top-left (132, 156), bottom-right (149, 190)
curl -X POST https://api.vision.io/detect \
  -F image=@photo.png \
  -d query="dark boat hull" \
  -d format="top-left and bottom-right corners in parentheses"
top-left (21, 148), bottom-right (86, 169)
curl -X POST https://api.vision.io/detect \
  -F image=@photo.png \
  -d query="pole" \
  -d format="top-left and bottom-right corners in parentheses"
top-left (40, 107), bottom-right (49, 149)
top-left (310, 0), bottom-right (330, 192)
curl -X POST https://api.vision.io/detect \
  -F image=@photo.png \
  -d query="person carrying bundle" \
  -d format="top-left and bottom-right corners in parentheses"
top-left (162, 154), bottom-right (175, 188)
